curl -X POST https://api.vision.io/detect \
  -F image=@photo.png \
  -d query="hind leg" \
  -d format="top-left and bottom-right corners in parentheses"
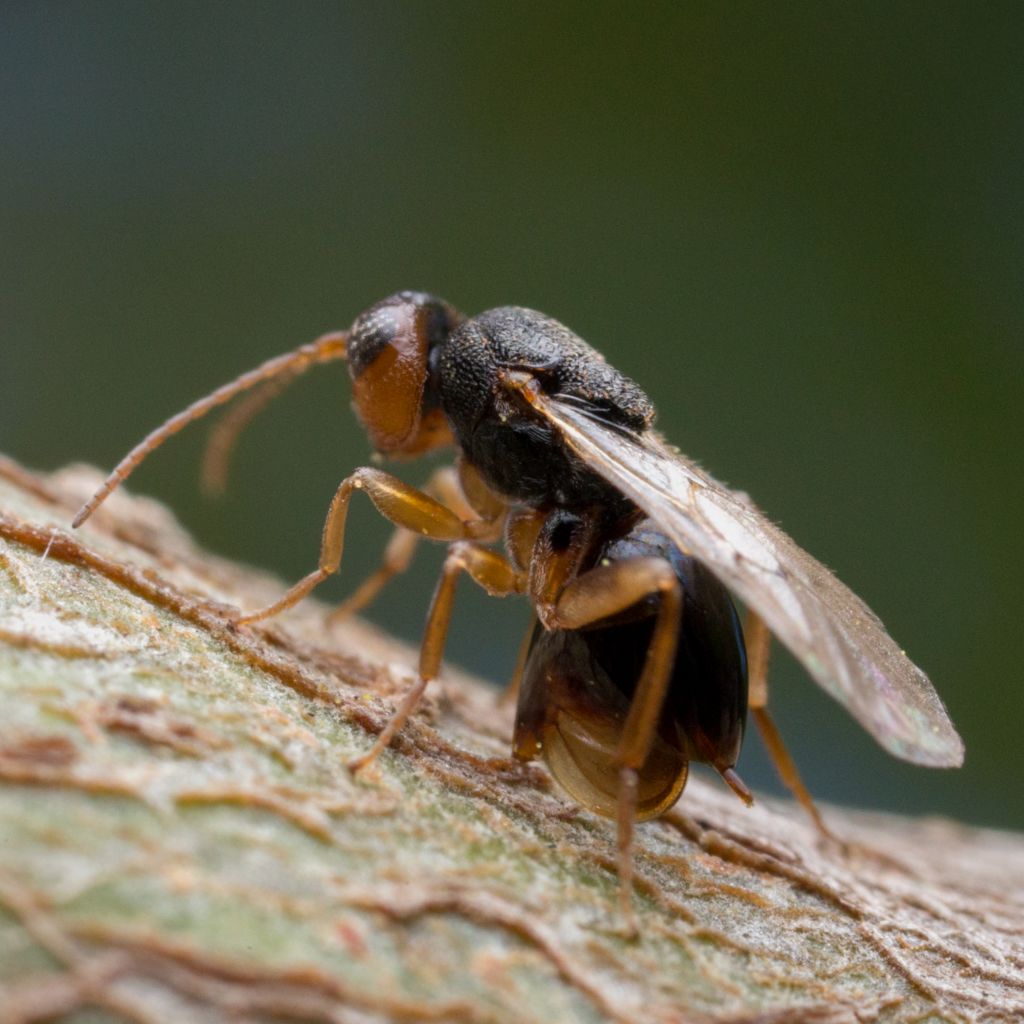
top-left (542, 553), bottom-right (685, 935)
top-left (745, 611), bottom-right (836, 840)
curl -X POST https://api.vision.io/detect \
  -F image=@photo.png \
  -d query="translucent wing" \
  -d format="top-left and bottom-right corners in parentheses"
top-left (529, 392), bottom-right (963, 767)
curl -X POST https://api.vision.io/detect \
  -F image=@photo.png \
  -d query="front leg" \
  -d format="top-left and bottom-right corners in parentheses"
top-left (328, 464), bottom-right (506, 623)
top-left (236, 467), bottom-right (481, 625)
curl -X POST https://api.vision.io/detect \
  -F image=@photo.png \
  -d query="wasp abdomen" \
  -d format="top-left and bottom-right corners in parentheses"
top-left (514, 521), bottom-right (748, 820)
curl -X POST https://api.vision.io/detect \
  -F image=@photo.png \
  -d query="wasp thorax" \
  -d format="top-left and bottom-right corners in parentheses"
top-left (347, 292), bottom-right (463, 455)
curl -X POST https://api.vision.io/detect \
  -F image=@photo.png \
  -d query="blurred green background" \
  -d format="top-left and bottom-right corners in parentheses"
top-left (3, 3), bottom-right (1021, 830)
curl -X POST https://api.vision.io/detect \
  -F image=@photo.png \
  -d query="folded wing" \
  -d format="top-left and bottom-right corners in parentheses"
top-left (533, 393), bottom-right (963, 768)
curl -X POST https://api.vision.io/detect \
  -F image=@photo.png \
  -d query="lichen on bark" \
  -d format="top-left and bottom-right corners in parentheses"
top-left (0, 455), bottom-right (1021, 1024)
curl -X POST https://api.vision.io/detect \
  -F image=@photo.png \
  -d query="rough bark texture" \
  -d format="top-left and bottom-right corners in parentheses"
top-left (0, 455), bottom-right (1021, 1024)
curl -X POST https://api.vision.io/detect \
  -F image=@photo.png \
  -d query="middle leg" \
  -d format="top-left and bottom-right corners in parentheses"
top-left (348, 540), bottom-right (525, 771)
top-left (745, 610), bottom-right (835, 839)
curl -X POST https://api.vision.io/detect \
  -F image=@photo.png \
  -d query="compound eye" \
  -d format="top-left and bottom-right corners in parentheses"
top-left (347, 292), bottom-right (458, 454)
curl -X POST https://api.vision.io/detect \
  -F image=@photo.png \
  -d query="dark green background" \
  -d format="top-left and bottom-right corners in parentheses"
top-left (3, 4), bottom-right (1021, 829)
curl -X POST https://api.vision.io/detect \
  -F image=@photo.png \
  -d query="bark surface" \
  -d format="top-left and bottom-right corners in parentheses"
top-left (0, 456), bottom-right (1021, 1024)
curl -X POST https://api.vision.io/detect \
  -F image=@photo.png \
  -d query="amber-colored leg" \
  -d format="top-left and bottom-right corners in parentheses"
top-left (495, 507), bottom-right (550, 707)
top-left (236, 468), bottom-right (484, 625)
top-left (551, 557), bottom-right (682, 770)
top-left (348, 540), bottom-right (524, 771)
top-left (616, 767), bottom-right (640, 932)
top-left (327, 527), bottom-right (420, 622)
top-left (745, 610), bottom-right (835, 840)
top-left (745, 607), bottom-right (771, 712)
top-left (499, 612), bottom-right (537, 708)
top-left (329, 466), bottom-right (505, 623)
top-left (547, 555), bottom-right (683, 934)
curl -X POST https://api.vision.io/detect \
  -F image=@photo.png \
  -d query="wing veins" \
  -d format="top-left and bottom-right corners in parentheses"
top-left (534, 393), bottom-right (963, 768)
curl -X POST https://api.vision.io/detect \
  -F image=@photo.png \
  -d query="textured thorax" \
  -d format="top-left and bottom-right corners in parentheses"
top-left (438, 306), bottom-right (654, 509)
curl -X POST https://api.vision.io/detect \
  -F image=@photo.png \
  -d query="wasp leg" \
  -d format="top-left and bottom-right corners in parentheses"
top-left (547, 556), bottom-right (683, 936)
top-left (497, 506), bottom-right (549, 708)
top-left (329, 466), bottom-right (505, 623)
top-left (348, 541), bottom-right (524, 771)
top-left (236, 468), bottom-right (493, 625)
top-left (327, 526), bottom-right (420, 623)
top-left (745, 610), bottom-right (836, 840)
top-left (499, 611), bottom-right (537, 708)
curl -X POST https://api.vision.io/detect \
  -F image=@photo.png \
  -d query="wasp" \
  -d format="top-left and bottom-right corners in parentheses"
top-left (73, 292), bottom-right (964, 925)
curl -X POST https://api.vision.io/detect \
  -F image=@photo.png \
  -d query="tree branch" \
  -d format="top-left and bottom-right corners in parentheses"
top-left (0, 455), bottom-right (1021, 1024)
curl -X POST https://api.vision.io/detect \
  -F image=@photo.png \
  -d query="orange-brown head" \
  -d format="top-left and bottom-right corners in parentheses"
top-left (346, 292), bottom-right (463, 457)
